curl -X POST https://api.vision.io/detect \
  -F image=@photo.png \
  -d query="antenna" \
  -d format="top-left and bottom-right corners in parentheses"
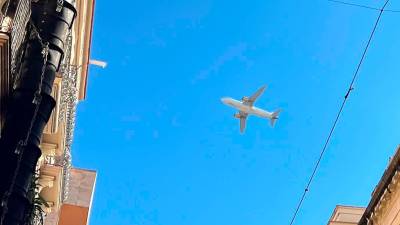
top-left (89, 59), bottom-right (107, 68)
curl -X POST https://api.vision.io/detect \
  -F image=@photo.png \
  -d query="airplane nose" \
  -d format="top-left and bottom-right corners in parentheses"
top-left (221, 97), bottom-right (229, 104)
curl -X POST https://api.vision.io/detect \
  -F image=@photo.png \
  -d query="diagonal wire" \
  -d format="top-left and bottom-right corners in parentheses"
top-left (288, 0), bottom-right (390, 224)
top-left (328, 0), bottom-right (400, 13)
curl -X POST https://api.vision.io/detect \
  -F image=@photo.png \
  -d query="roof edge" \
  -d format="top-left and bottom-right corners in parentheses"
top-left (358, 145), bottom-right (400, 225)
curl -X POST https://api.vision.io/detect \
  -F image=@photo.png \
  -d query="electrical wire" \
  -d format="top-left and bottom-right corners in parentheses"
top-left (288, 0), bottom-right (390, 224)
top-left (328, 0), bottom-right (400, 13)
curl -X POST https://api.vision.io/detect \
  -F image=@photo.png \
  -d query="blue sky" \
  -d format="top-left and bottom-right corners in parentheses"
top-left (72, 1), bottom-right (400, 224)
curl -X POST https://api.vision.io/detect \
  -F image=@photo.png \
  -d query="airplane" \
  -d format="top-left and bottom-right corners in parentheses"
top-left (221, 85), bottom-right (281, 133)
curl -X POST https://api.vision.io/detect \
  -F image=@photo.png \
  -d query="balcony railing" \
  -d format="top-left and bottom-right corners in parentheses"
top-left (59, 32), bottom-right (78, 202)
top-left (9, 0), bottom-right (30, 79)
top-left (0, 0), bottom-right (31, 135)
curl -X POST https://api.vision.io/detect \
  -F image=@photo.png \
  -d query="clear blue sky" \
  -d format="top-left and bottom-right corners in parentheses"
top-left (72, 1), bottom-right (400, 224)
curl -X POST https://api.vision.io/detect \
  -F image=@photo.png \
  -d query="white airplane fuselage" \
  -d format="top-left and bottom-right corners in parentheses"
top-left (221, 97), bottom-right (274, 119)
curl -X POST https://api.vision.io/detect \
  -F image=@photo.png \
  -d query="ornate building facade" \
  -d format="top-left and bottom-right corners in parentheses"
top-left (328, 146), bottom-right (400, 225)
top-left (0, 0), bottom-right (96, 224)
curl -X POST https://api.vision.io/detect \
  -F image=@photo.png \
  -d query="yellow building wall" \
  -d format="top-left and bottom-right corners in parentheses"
top-left (328, 205), bottom-right (364, 225)
top-left (368, 172), bottom-right (400, 225)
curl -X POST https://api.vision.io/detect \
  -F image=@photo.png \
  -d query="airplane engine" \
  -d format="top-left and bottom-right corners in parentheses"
top-left (234, 113), bottom-right (241, 119)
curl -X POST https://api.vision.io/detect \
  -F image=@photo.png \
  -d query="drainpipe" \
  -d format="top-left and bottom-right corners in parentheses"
top-left (0, 1), bottom-right (76, 224)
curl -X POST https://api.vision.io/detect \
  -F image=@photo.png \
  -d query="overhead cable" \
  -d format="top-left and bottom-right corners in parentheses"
top-left (328, 0), bottom-right (400, 13)
top-left (288, 0), bottom-right (390, 224)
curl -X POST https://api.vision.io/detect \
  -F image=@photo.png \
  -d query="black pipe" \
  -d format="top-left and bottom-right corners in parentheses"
top-left (0, 1), bottom-right (76, 224)
top-left (31, 0), bottom-right (77, 71)
top-left (0, 145), bottom-right (41, 225)
top-left (15, 38), bottom-right (58, 96)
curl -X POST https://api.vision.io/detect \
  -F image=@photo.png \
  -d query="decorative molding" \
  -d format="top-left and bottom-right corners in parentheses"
top-left (44, 78), bottom-right (62, 134)
top-left (359, 146), bottom-right (400, 225)
top-left (40, 142), bottom-right (58, 167)
top-left (368, 169), bottom-right (400, 224)
top-left (40, 165), bottom-right (63, 213)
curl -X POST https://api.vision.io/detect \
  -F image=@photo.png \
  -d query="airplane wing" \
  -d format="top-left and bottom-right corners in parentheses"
top-left (243, 85), bottom-right (266, 106)
top-left (239, 112), bottom-right (248, 133)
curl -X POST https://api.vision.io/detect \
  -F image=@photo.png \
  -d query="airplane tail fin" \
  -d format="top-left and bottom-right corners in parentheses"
top-left (270, 109), bottom-right (282, 127)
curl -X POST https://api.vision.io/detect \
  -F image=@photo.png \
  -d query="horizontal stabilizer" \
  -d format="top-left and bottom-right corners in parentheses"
top-left (270, 109), bottom-right (281, 127)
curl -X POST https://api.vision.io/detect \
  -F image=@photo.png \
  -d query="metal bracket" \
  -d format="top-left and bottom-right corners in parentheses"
top-left (56, 0), bottom-right (64, 12)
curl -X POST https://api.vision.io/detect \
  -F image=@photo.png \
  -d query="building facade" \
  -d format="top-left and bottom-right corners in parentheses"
top-left (0, 0), bottom-right (96, 224)
top-left (328, 205), bottom-right (364, 225)
top-left (328, 146), bottom-right (400, 225)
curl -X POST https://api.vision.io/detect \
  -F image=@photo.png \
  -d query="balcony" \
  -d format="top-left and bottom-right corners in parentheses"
top-left (328, 205), bottom-right (365, 225)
